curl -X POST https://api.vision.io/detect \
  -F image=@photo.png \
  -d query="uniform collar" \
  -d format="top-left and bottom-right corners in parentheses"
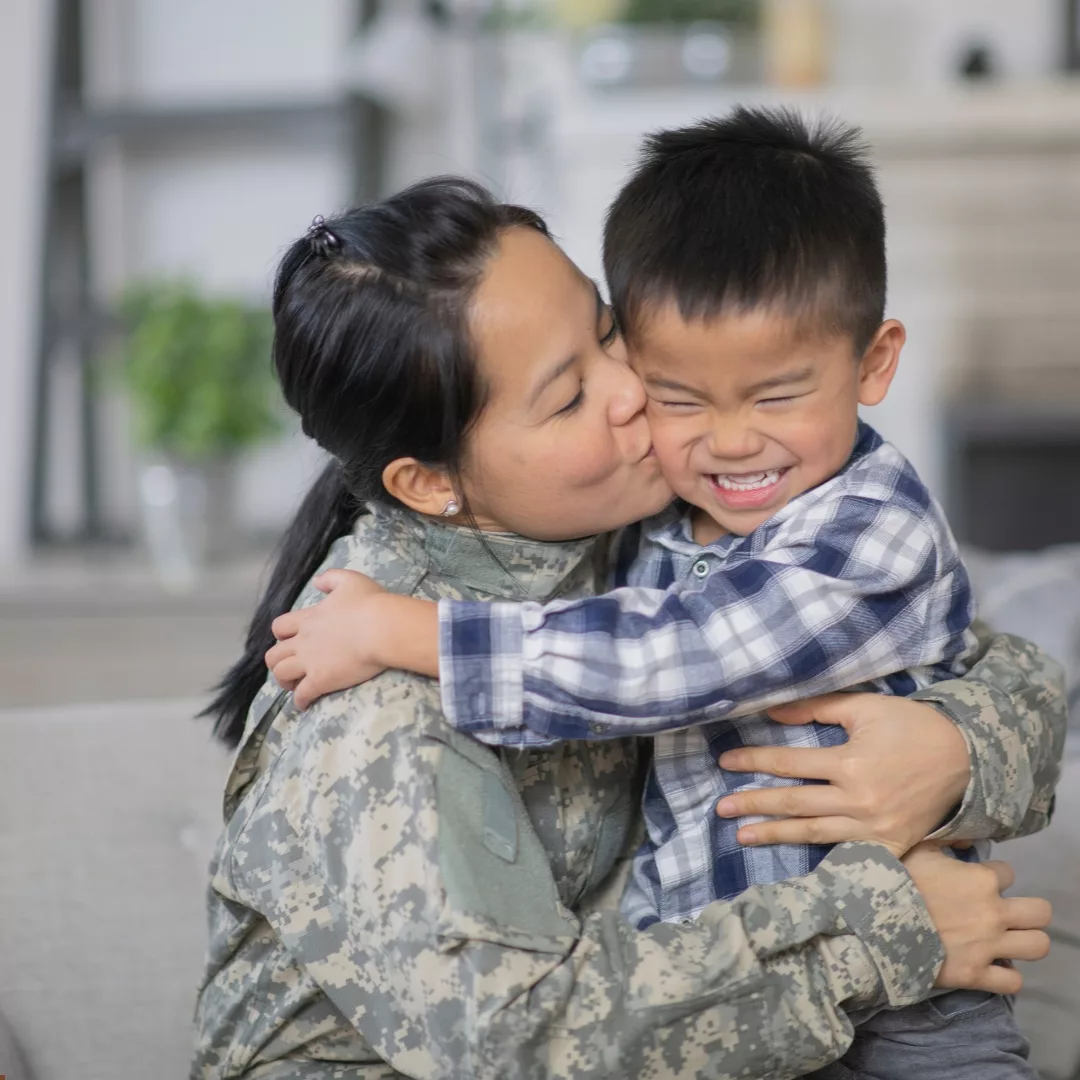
top-left (350, 502), bottom-right (601, 603)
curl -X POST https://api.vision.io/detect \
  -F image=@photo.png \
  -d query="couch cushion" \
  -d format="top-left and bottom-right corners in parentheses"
top-left (0, 699), bottom-right (229, 1080)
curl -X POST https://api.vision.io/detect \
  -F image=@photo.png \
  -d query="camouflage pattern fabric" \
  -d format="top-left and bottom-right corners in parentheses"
top-left (192, 503), bottom-right (1065, 1080)
top-left (915, 620), bottom-right (1065, 842)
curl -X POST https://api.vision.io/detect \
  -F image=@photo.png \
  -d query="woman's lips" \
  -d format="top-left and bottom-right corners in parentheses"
top-left (707, 467), bottom-right (789, 509)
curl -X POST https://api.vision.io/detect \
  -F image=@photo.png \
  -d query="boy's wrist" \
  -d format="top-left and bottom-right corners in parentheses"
top-left (371, 593), bottom-right (440, 678)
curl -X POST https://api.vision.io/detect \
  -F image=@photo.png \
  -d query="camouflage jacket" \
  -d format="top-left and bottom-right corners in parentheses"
top-left (191, 503), bottom-right (1065, 1080)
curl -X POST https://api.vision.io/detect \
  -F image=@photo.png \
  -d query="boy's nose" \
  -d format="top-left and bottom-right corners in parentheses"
top-left (706, 421), bottom-right (766, 461)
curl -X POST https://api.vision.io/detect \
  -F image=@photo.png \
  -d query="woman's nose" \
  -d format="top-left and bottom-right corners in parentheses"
top-left (607, 358), bottom-right (648, 427)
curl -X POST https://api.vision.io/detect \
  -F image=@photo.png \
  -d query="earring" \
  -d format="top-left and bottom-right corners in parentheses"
top-left (441, 499), bottom-right (460, 517)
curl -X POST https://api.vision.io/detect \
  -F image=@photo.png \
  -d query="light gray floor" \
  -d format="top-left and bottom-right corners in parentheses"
top-left (0, 552), bottom-right (267, 709)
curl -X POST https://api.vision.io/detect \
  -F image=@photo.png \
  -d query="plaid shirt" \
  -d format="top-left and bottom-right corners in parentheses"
top-left (438, 422), bottom-right (977, 925)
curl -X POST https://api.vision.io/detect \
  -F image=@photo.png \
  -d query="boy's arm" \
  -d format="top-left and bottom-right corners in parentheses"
top-left (439, 497), bottom-right (973, 744)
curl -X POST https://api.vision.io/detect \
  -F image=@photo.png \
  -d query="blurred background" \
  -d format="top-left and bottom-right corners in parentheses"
top-left (1, 3), bottom-right (1079, 1079)
top-left (2, 0), bottom-right (1080, 706)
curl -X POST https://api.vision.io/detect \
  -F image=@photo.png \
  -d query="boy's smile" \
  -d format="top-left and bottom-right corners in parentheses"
top-left (631, 302), bottom-right (903, 545)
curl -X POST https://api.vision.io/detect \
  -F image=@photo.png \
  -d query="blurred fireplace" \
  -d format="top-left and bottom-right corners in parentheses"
top-left (947, 401), bottom-right (1080, 552)
top-left (947, 312), bottom-right (1080, 553)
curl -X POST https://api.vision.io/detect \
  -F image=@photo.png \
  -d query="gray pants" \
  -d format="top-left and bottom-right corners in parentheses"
top-left (806, 990), bottom-right (1037, 1080)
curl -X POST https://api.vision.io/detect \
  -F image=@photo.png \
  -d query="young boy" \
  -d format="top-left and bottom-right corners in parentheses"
top-left (269, 108), bottom-right (1035, 1075)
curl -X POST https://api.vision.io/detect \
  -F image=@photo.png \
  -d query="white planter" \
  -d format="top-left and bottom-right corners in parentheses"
top-left (137, 456), bottom-right (237, 591)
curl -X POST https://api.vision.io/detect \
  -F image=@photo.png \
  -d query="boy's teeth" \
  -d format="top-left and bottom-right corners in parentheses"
top-left (713, 469), bottom-right (781, 491)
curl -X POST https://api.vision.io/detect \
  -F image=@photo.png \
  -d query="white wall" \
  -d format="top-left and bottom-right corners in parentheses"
top-left (0, 0), bottom-right (53, 566)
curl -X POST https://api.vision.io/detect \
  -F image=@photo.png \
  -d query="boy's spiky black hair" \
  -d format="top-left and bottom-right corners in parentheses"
top-left (603, 106), bottom-right (886, 353)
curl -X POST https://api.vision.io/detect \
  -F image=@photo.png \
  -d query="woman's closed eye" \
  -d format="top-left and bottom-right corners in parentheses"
top-left (554, 382), bottom-right (585, 417)
top-left (599, 315), bottom-right (619, 349)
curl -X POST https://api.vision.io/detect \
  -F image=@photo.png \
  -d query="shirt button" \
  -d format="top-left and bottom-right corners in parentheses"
top-left (691, 559), bottom-right (710, 578)
top-left (589, 721), bottom-right (606, 735)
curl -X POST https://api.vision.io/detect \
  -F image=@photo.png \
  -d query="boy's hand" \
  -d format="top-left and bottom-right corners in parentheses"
top-left (267, 569), bottom-right (390, 709)
top-left (714, 693), bottom-right (971, 858)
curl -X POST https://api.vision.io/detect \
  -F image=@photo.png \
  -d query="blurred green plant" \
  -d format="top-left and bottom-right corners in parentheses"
top-left (620, 0), bottom-right (758, 26)
top-left (114, 281), bottom-right (282, 462)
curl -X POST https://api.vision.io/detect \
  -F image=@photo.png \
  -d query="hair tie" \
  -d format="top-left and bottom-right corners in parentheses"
top-left (306, 214), bottom-right (339, 256)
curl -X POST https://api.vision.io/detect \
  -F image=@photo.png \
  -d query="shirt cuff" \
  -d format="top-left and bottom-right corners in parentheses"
top-left (813, 842), bottom-right (944, 1008)
top-left (437, 599), bottom-right (526, 734)
top-left (913, 684), bottom-right (1014, 840)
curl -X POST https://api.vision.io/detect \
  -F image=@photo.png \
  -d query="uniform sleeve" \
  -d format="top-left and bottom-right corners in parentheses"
top-left (438, 497), bottom-right (974, 745)
top-left (915, 621), bottom-right (1066, 843)
top-left (227, 682), bottom-right (943, 1080)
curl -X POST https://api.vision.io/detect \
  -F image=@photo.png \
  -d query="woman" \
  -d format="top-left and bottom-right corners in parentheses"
top-left (193, 178), bottom-right (1059, 1079)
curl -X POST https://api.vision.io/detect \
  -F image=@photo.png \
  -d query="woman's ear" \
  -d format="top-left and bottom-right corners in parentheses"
top-left (382, 458), bottom-right (459, 517)
top-left (857, 319), bottom-right (905, 407)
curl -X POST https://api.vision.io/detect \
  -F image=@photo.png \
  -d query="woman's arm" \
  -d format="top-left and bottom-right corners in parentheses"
top-left (912, 621), bottom-right (1065, 841)
top-left (232, 683), bottom-right (1049, 1080)
top-left (708, 624), bottom-right (1067, 854)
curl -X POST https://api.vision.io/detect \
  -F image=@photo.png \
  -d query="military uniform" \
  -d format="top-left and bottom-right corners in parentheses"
top-left (192, 503), bottom-right (1065, 1080)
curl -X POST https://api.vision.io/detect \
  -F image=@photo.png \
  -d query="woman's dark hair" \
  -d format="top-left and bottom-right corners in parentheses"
top-left (203, 176), bottom-right (549, 745)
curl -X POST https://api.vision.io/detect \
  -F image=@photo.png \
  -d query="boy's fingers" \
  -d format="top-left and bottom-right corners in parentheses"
top-left (265, 640), bottom-right (296, 670)
top-left (272, 657), bottom-right (305, 687)
top-left (294, 677), bottom-right (318, 711)
top-left (716, 782), bottom-right (841, 820)
top-left (718, 744), bottom-right (839, 782)
top-left (734, 815), bottom-right (859, 849)
top-left (313, 569), bottom-right (351, 594)
top-left (271, 611), bottom-right (303, 640)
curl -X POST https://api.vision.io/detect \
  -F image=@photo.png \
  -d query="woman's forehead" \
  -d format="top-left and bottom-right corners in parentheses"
top-left (470, 228), bottom-right (592, 396)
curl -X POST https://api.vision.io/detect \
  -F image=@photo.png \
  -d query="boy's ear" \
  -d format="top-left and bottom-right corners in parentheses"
top-left (382, 458), bottom-right (459, 518)
top-left (857, 319), bottom-right (905, 407)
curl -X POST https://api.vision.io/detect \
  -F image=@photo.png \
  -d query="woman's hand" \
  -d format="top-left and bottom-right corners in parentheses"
top-left (903, 843), bottom-right (1051, 994)
top-left (714, 693), bottom-right (971, 858)
top-left (266, 569), bottom-right (390, 709)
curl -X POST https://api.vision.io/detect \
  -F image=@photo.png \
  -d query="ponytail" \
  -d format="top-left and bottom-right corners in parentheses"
top-left (203, 177), bottom-right (551, 745)
top-left (201, 460), bottom-right (358, 746)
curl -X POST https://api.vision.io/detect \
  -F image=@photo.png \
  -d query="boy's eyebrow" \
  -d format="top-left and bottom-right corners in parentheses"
top-left (743, 365), bottom-right (815, 396)
top-left (527, 284), bottom-right (605, 409)
top-left (643, 374), bottom-right (711, 400)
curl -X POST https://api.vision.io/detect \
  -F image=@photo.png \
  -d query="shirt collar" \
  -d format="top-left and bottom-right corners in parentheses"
top-left (640, 421), bottom-right (883, 556)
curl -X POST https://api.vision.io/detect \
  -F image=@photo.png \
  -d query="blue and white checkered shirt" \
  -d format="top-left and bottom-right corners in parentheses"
top-left (437, 422), bottom-right (977, 926)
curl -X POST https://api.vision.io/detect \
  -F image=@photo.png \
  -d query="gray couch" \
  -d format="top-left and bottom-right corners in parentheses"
top-left (0, 549), bottom-right (1077, 1080)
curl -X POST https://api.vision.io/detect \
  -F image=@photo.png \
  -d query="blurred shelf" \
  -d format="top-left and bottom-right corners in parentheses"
top-left (555, 78), bottom-right (1080, 157)
top-left (52, 98), bottom-right (350, 164)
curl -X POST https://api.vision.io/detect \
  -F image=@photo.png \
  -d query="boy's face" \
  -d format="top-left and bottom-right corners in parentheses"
top-left (631, 302), bottom-right (902, 542)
